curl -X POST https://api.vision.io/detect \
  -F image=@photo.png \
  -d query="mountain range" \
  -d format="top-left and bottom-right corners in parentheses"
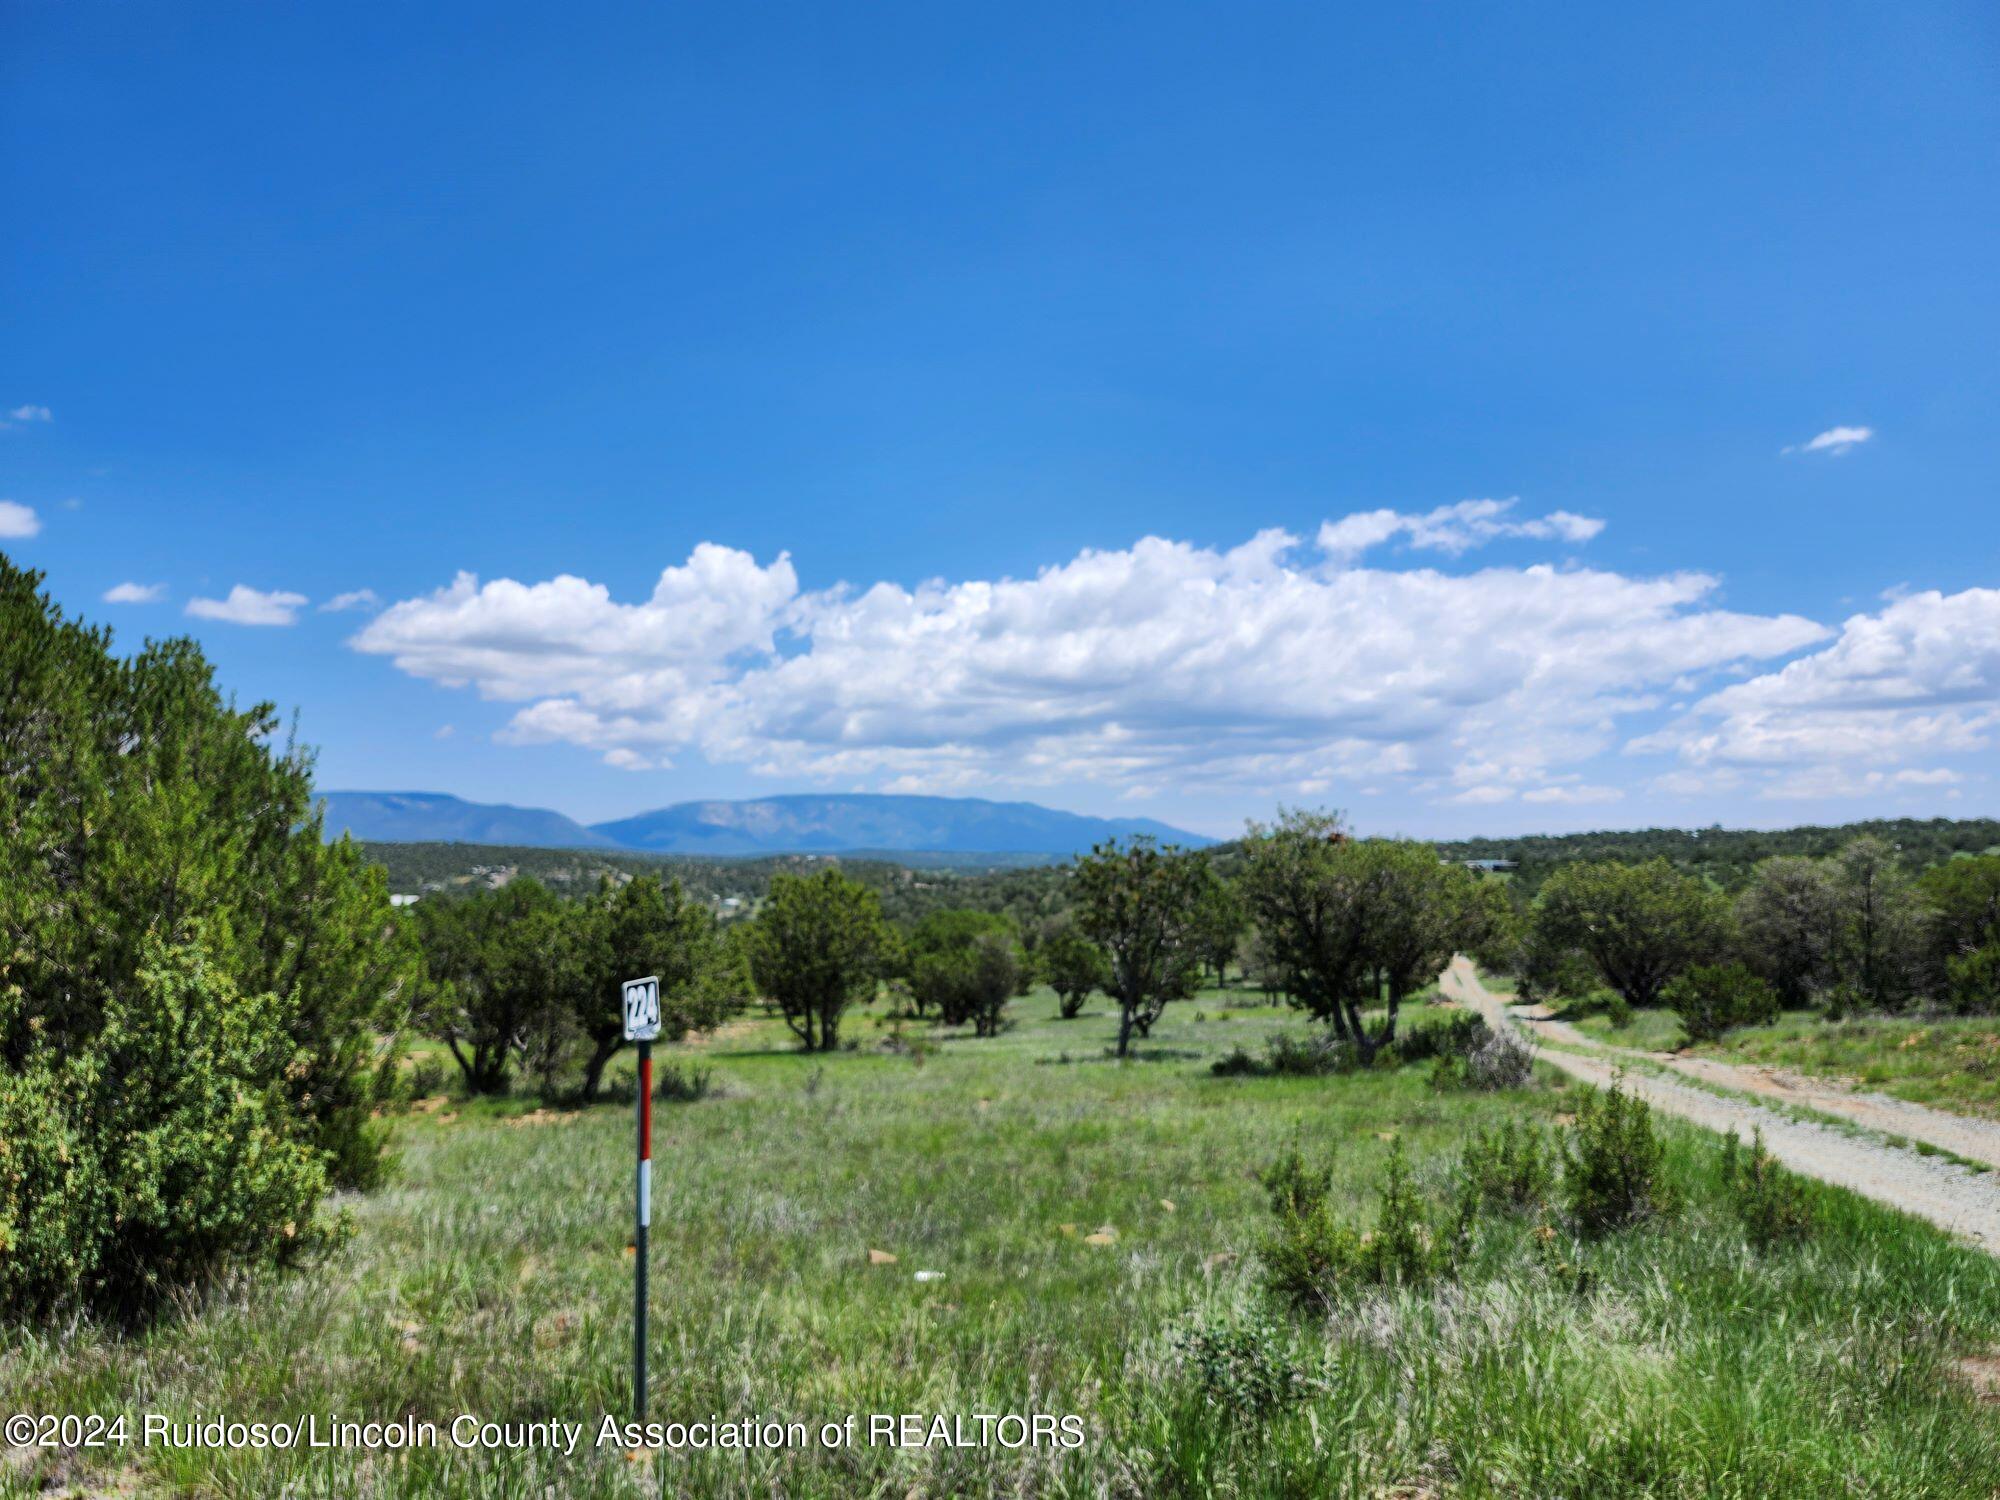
top-left (315, 791), bottom-right (1214, 858)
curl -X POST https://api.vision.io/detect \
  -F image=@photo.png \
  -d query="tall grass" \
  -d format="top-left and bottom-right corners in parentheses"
top-left (5, 989), bottom-right (1999, 1497)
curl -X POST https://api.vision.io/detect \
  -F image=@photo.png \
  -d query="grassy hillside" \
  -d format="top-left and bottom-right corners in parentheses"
top-left (9, 988), bottom-right (2000, 1497)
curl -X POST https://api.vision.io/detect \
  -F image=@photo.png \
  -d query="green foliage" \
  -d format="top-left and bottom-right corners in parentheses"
top-left (1038, 922), bottom-right (1111, 1018)
top-left (405, 1057), bottom-right (447, 1101)
top-left (1666, 961), bottom-right (1780, 1045)
top-left (1733, 855), bottom-right (1842, 1009)
top-left (1072, 836), bottom-right (1210, 1056)
top-left (1427, 1022), bottom-right (1536, 1092)
top-left (1833, 837), bottom-right (1923, 1013)
top-left (747, 869), bottom-right (894, 1052)
top-left (1170, 1312), bottom-right (1316, 1415)
top-left (1191, 872), bottom-right (1247, 986)
top-left (1946, 945), bottom-right (2000, 1016)
top-left (905, 909), bottom-right (1023, 1035)
top-left (1393, 1011), bottom-right (1490, 1063)
top-left (653, 1059), bottom-right (715, 1104)
top-left (1435, 817), bottom-right (2000, 899)
top-left (1257, 1141), bottom-right (1456, 1309)
top-left (1211, 1031), bottom-right (1361, 1078)
top-left (1531, 857), bottom-right (1731, 1009)
top-left (0, 555), bottom-right (408, 1316)
top-left (1918, 855), bottom-right (2000, 1013)
top-left (1721, 1129), bottom-right (1815, 1252)
top-left (1562, 1081), bottom-right (1674, 1234)
top-left (0, 557), bottom-right (411, 1189)
top-left (1455, 1118), bottom-right (1556, 1212)
top-left (0, 942), bottom-right (329, 1320)
top-left (1240, 812), bottom-right (1493, 1063)
top-left (1236, 924), bottom-right (1293, 1003)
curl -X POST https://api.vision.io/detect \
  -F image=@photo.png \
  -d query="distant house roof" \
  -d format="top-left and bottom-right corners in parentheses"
top-left (1461, 858), bottom-right (1517, 871)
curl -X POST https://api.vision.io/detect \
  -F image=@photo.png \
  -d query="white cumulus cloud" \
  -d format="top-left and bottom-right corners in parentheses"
top-left (353, 522), bottom-right (1826, 800)
top-left (3, 404), bottom-right (53, 426)
top-left (1632, 587), bottom-right (2000, 793)
top-left (1317, 498), bottom-right (1604, 562)
top-left (0, 500), bottom-right (40, 538)
top-left (1785, 425), bottom-right (1874, 456)
top-left (321, 588), bottom-right (382, 613)
top-left (186, 585), bottom-right (309, 627)
top-left (103, 581), bottom-right (167, 604)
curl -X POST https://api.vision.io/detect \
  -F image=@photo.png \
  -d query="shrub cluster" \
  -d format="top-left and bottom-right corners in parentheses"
top-left (1211, 1032), bottom-right (1362, 1078)
top-left (1665, 962), bottom-right (1779, 1045)
top-left (1256, 1080), bottom-right (1681, 1311)
top-left (0, 944), bottom-right (331, 1318)
top-left (1720, 1129), bottom-right (1815, 1251)
top-left (654, 1059), bottom-right (716, 1103)
top-left (1456, 1118), bottom-right (1556, 1212)
top-left (1419, 1014), bottom-right (1536, 1092)
top-left (1170, 1312), bottom-right (1317, 1415)
top-left (0, 559), bottom-right (405, 1322)
top-left (1257, 1141), bottom-right (1461, 1308)
top-left (1561, 1080), bottom-right (1675, 1233)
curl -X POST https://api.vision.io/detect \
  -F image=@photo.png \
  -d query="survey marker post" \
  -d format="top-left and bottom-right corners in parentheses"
top-left (622, 974), bottom-right (661, 1422)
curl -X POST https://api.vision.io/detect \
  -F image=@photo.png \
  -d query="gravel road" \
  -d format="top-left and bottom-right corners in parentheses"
top-left (1439, 956), bottom-right (2000, 1252)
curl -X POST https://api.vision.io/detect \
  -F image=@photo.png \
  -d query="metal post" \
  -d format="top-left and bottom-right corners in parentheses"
top-left (635, 1039), bottom-right (652, 1424)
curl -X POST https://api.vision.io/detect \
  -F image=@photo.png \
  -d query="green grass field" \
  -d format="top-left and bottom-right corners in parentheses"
top-left (7, 987), bottom-right (2000, 1498)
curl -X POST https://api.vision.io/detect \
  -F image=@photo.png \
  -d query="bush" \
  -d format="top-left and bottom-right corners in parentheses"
top-left (1257, 1141), bottom-right (1456, 1308)
top-left (0, 558), bottom-right (410, 1216)
top-left (1463, 1028), bottom-right (1536, 1090)
top-left (1266, 1032), bottom-right (1360, 1076)
top-left (406, 1057), bottom-right (447, 1102)
top-left (1665, 962), bottom-right (1779, 1045)
top-left (1562, 1080), bottom-right (1674, 1234)
top-left (1210, 1045), bottom-right (1262, 1077)
top-left (1721, 1129), bottom-right (1814, 1251)
top-left (1431, 1026), bottom-right (1535, 1092)
top-left (654, 1060), bottom-right (715, 1103)
top-left (1211, 1032), bottom-right (1363, 1078)
top-left (1257, 1144), bottom-right (1359, 1309)
top-left (1395, 1011), bottom-right (1491, 1064)
top-left (1170, 1312), bottom-right (1316, 1415)
top-left (0, 942), bottom-right (330, 1321)
top-left (1947, 945), bottom-right (2000, 1016)
top-left (1455, 1118), bottom-right (1555, 1212)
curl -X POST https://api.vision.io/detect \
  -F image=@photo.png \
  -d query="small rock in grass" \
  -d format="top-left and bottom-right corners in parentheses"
top-left (1084, 1230), bottom-right (1116, 1246)
top-left (1159, 1199), bottom-right (1176, 1213)
top-left (868, 1248), bottom-right (898, 1265)
top-left (914, 1270), bottom-right (946, 1282)
top-left (1202, 1251), bottom-right (1237, 1272)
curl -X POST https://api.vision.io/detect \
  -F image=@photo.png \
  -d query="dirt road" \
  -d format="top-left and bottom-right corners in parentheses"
top-left (1439, 956), bottom-right (2000, 1252)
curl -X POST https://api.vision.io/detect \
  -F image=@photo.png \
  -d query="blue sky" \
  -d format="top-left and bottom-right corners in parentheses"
top-left (4, 0), bottom-right (1996, 838)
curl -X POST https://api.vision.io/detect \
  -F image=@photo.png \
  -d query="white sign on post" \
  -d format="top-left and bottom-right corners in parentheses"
top-left (622, 975), bottom-right (661, 1042)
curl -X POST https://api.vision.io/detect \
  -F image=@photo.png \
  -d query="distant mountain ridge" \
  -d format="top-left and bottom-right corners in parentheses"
top-left (316, 791), bottom-right (618, 849)
top-left (317, 790), bottom-right (1214, 857)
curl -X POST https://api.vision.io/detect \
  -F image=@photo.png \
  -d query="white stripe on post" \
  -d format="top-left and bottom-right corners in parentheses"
top-left (638, 1159), bottom-right (651, 1228)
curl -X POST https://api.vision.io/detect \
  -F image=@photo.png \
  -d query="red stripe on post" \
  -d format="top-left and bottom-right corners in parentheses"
top-left (639, 1053), bottom-right (653, 1161)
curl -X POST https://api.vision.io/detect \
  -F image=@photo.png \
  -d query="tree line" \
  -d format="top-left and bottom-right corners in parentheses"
top-left (1516, 837), bottom-right (2000, 1030)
